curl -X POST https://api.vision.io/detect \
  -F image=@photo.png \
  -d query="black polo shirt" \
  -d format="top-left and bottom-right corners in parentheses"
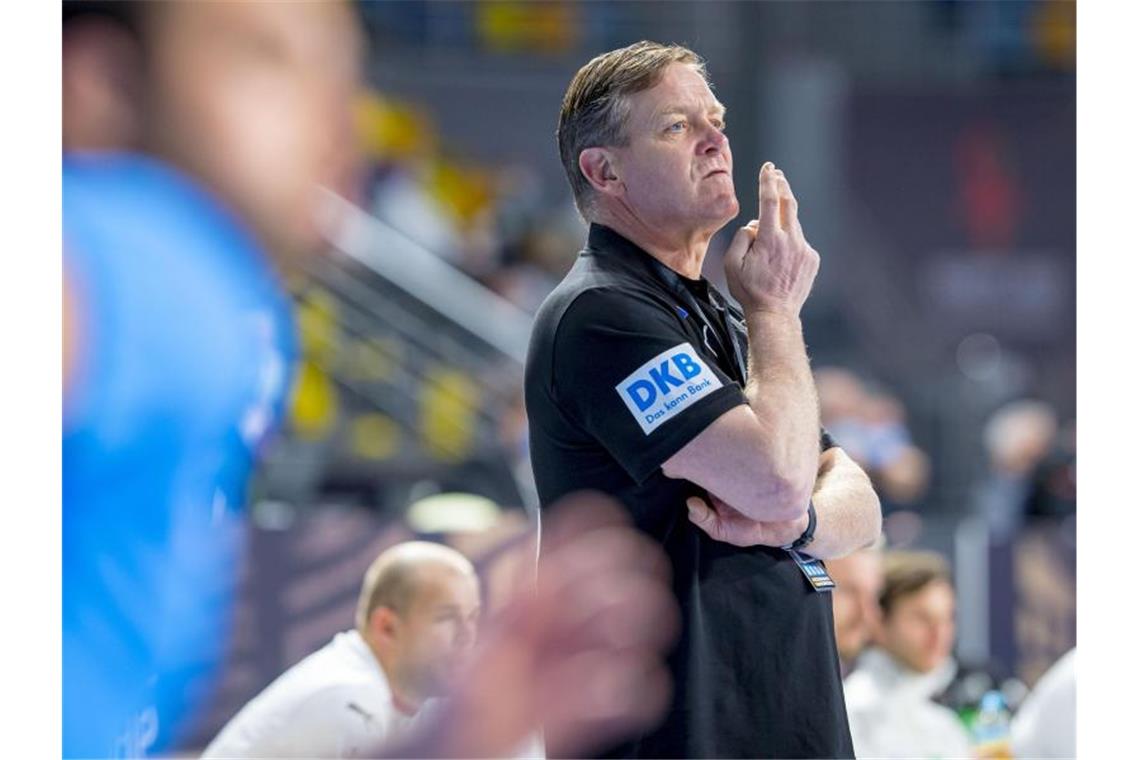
top-left (525, 224), bottom-right (853, 759)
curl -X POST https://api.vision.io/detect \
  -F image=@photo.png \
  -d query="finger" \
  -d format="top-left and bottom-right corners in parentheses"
top-left (539, 526), bottom-right (670, 597)
top-left (685, 496), bottom-right (713, 526)
top-left (722, 222), bottom-right (758, 298)
top-left (723, 220), bottom-right (758, 271)
top-left (775, 172), bottom-right (799, 234)
top-left (542, 490), bottom-right (628, 549)
top-left (542, 569), bottom-right (678, 653)
top-left (686, 497), bottom-right (724, 541)
top-left (542, 653), bottom-right (673, 757)
top-left (686, 496), bottom-right (710, 519)
top-left (757, 162), bottom-right (779, 233)
top-left (540, 491), bottom-right (666, 575)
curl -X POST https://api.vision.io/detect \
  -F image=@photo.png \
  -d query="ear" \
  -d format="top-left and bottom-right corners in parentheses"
top-left (368, 606), bottom-right (401, 644)
top-left (578, 147), bottom-right (623, 198)
top-left (62, 18), bottom-right (146, 151)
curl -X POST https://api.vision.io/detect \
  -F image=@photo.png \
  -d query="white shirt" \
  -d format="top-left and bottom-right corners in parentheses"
top-left (202, 630), bottom-right (429, 758)
top-left (1011, 648), bottom-right (1075, 759)
top-left (844, 647), bottom-right (975, 760)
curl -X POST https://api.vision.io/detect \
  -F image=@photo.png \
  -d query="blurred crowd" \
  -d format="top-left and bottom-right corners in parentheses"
top-left (814, 366), bottom-right (1075, 538)
top-left (356, 89), bottom-right (584, 315)
top-left (829, 543), bottom-right (1074, 759)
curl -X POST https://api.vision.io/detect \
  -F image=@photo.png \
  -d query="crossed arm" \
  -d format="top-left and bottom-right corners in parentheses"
top-left (804, 446), bottom-right (882, 558)
top-left (661, 163), bottom-right (881, 558)
top-left (678, 426), bottom-right (881, 559)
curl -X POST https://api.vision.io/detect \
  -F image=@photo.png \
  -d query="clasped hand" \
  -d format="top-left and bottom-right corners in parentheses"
top-left (686, 493), bottom-right (808, 548)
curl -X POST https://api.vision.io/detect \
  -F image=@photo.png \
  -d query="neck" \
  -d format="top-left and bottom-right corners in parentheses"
top-left (365, 632), bottom-right (425, 715)
top-left (594, 204), bottom-right (714, 280)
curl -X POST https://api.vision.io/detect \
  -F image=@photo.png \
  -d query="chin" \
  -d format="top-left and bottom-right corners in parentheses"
top-left (912, 658), bottom-right (941, 674)
top-left (713, 194), bottom-right (740, 222)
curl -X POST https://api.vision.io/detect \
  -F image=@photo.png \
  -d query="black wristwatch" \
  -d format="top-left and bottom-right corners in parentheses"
top-left (781, 501), bottom-right (817, 552)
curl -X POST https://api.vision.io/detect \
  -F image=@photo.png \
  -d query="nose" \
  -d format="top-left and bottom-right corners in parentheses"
top-left (698, 120), bottom-right (728, 155)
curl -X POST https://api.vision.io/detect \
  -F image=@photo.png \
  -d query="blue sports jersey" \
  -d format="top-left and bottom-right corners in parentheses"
top-left (63, 154), bottom-right (296, 757)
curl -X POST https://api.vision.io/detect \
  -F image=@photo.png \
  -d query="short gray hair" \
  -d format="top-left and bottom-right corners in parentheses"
top-left (557, 41), bottom-right (708, 219)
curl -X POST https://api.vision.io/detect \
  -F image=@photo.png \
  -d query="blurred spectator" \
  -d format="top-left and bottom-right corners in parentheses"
top-left (816, 367), bottom-right (932, 510)
top-left (1024, 417), bottom-right (1076, 522)
top-left (828, 538), bottom-right (886, 676)
top-left (1010, 647), bottom-right (1075, 759)
top-left (977, 398), bottom-right (1059, 540)
top-left (844, 551), bottom-right (974, 759)
top-left (367, 157), bottom-right (468, 266)
top-left (203, 542), bottom-right (481, 758)
top-left (489, 195), bottom-right (586, 313)
top-left (358, 92), bottom-right (500, 276)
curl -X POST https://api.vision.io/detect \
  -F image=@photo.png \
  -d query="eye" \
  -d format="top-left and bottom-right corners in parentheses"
top-left (667, 120), bottom-right (687, 134)
top-left (712, 119), bottom-right (727, 132)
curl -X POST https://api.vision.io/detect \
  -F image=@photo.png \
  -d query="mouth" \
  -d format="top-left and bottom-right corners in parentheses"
top-left (703, 169), bottom-right (730, 179)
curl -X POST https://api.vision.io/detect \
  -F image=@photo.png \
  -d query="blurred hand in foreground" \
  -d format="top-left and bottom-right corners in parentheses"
top-left (381, 492), bottom-right (679, 758)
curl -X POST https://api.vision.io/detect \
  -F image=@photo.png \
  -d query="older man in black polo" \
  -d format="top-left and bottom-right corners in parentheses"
top-left (525, 41), bottom-right (882, 759)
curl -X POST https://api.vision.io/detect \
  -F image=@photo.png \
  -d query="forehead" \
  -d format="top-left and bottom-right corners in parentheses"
top-left (831, 553), bottom-right (883, 587)
top-left (894, 580), bottom-right (955, 613)
top-left (156, 0), bottom-right (362, 67)
top-left (626, 62), bottom-right (723, 122)
top-left (411, 564), bottom-right (480, 610)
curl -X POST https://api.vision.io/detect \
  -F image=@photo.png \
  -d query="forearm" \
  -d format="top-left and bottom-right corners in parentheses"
top-left (742, 310), bottom-right (820, 511)
top-left (801, 448), bottom-right (882, 560)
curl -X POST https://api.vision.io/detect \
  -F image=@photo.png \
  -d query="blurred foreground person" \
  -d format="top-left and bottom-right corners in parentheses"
top-left (64, 0), bottom-right (361, 751)
top-left (843, 551), bottom-right (974, 759)
top-left (63, 3), bottom-right (677, 757)
top-left (204, 543), bottom-right (482, 758)
top-left (64, 153), bottom-right (298, 756)
top-left (828, 539), bottom-right (885, 676)
top-left (1010, 648), bottom-right (1075, 759)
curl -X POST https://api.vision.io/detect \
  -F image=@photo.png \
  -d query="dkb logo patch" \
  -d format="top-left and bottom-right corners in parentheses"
top-left (615, 343), bottom-right (723, 434)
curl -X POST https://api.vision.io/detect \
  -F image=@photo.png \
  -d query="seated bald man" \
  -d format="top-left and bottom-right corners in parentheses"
top-left (203, 542), bottom-right (483, 758)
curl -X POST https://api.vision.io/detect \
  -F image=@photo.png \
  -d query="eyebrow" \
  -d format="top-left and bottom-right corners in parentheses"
top-left (655, 103), bottom-right (728, 121)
